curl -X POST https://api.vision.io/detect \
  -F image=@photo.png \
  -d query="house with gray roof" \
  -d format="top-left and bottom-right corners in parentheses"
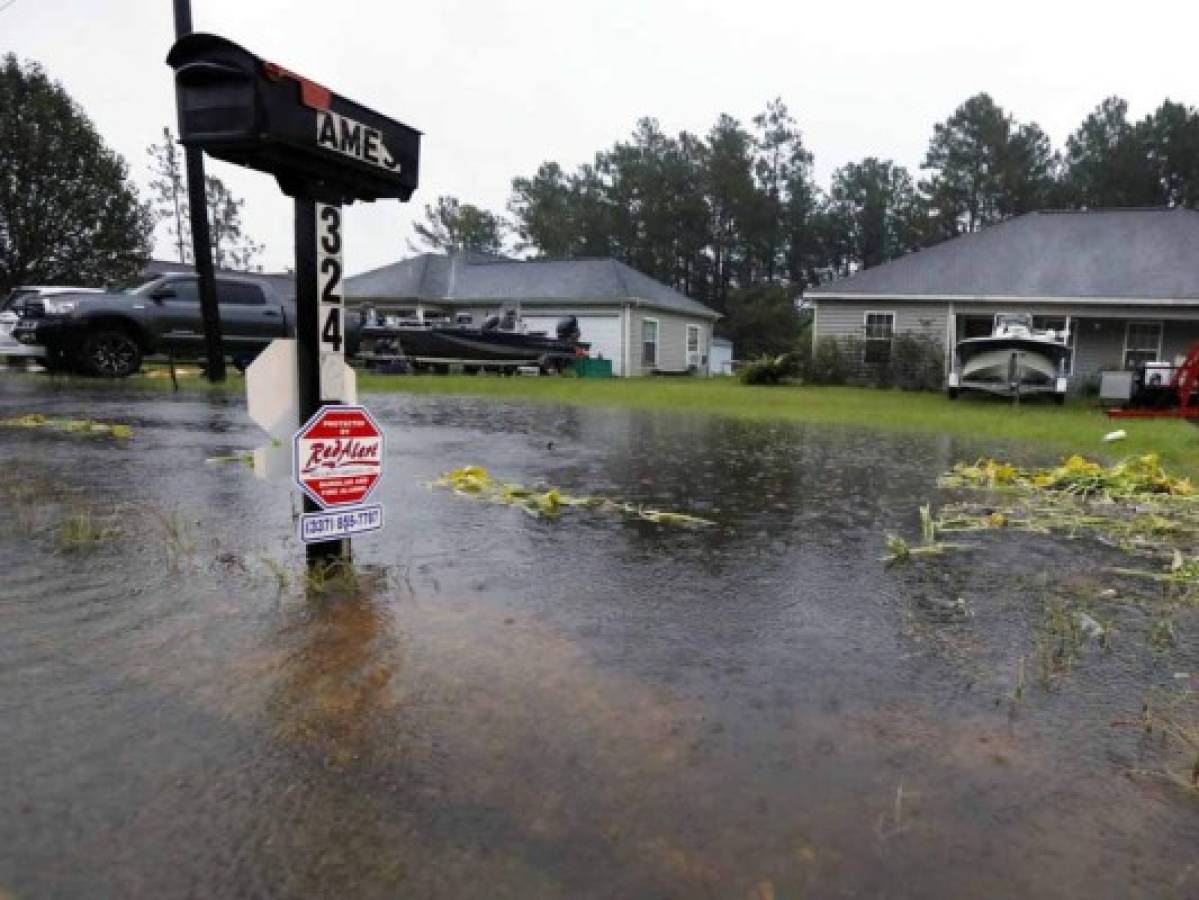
top-left (344, 252), bottom-right (721, 376)
top-left (805, 208), bottom-right (1199, 391)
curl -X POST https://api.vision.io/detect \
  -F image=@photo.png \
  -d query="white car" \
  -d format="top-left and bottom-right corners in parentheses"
top-left (1, 286), bottom-right (103, 362)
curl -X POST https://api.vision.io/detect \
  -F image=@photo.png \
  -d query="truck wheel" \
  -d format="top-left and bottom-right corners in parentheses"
top-left (946, 387), bottom-right (959, 400)
top-left (80, 330), bottom-right (142, 377)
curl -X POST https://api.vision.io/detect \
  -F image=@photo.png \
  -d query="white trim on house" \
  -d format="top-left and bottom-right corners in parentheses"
top-left (812, 292), bottom-right (1199, 308)
top-left (621, 303), bottom-right (629, 378)
top-left (1123, 320), bottom-right (1164, 368)
top-left (686, 323), bottom-right (701, 369)
top-left (945, 300), bottom-right (955, 374)
top-left (862, 310), bottom-right (896, 340)
top-left (641, 316), bottom-right (660, 368)
top-left (862, 310), bottom-right (895, 364)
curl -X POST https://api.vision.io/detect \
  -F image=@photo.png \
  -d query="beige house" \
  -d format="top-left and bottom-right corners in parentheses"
top-left (806, 208), bottom-right (1199, 391)
top-left (344, 252), bottom-right (720, 376)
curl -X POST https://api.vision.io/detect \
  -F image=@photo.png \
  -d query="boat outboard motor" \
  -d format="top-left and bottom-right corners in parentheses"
top-left (481, 314), bottom-right (501, 331)
top-left (556, 315), bottom-right (581, 343)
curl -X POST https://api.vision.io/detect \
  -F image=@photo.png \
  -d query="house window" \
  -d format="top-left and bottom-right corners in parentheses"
top-left (642, 318), bottom-right (659, 368)
top-left (863, 311), bottom-right (895, 363)
top-left (1124, 321), bottom-right (1162, 369)
top-left (686, 324), bottom-right (700, 353)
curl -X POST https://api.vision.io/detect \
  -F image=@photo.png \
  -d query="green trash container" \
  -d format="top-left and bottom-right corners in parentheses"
top-left (574, 357), bottom-right (613, 378)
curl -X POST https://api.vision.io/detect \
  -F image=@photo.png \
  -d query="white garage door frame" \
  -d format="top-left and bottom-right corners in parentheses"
top-left (521, 312), bottom-right (626, 376)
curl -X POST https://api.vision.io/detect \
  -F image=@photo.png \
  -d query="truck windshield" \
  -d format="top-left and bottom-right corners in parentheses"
top-left (1, 288), bottom-right (38, 312)
top-left (128, 278), bottom-right (171, 295)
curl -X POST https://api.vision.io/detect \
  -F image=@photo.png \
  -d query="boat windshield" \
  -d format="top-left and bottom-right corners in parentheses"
top-left (994, 313), bottom-right (1033, 331)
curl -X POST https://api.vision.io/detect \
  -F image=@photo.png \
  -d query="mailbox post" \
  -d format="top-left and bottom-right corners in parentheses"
top-left (171, 3), bottom-right (225, 384)
top-left (167, 33), bottom-right (420, 567)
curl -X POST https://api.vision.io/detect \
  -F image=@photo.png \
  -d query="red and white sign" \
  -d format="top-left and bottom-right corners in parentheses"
top-left (293, 404), bottom-right (384, 509)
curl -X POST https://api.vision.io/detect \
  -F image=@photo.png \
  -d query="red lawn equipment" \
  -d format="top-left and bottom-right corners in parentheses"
top-left (1107, 343), bottom-right (1199, 419)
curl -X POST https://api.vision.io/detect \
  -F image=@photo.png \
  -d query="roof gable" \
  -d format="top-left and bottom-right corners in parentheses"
top-left (808, 208), bottom-right (1199, 301)
top-left (345, 253), bottom-right (718, 318)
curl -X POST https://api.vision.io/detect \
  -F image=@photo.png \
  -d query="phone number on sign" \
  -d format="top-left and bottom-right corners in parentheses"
top-left (299, 504), bottom-right (384, 542)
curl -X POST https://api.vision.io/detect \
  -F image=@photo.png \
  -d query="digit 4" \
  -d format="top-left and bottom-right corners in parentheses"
top-left (322, 307), bottom-right (342, 352)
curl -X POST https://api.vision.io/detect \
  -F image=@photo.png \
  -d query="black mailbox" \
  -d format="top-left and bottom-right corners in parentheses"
top-left (166, 33), bottom-right (421, 204)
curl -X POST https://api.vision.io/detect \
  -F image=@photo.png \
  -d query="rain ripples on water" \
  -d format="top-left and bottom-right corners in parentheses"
top-left (1, 381), bottom-right (1197, 899)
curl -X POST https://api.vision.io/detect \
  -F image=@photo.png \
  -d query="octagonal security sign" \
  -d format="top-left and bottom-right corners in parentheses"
top-left (293, 405), bottom-right (384, 509)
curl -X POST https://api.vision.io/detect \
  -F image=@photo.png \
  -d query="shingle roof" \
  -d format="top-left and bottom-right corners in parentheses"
top-left (808, 208), bottom-right (1199, 302)
top-left (345, 253), bottom-right (720, 319)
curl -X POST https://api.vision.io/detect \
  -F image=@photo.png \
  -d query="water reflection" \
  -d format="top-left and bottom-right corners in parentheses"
top-left (269, 574), bottom-right (400, 769)
top-left (0, 381), bottom-right (1197, 898)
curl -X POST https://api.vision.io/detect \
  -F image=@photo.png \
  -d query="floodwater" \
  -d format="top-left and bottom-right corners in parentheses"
top-left (1, 379), bottom-right (1197, 899)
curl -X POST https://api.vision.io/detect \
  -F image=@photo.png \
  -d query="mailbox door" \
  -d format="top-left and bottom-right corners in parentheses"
top-left (168, 33), bottom-right (421, 204)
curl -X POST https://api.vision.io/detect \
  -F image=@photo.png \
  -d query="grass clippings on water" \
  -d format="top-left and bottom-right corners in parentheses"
top-left (0, 413), bottom-right (131, 439)
top-left (433, 465), bottom-right (714, 527)
top-left (937, 454), bottom-right (1199, 575)
top-left (882, 503), bottom-right (972, 566)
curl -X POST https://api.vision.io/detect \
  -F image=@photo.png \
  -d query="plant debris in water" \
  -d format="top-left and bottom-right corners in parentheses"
top-left (432, 466), bottom-right (714, 527)
top-left (934, 455), bottom-right (1199, 587)
top-left (882, 503), bottom-right (972, 566)
top-left (0, 413), bottom-right (131, 439)
top-left (942, 453), bottom-right (1195, 498)
top-left (887, 454), bottom-right (1199, 675)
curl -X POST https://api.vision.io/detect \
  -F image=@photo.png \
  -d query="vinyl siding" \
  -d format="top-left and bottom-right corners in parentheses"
top-left (816, 297), bottom-right (1199, 391)
top-left (628, 308), bottom-right (713, 376)
top-left (812, 299), bottom-right (949, 343)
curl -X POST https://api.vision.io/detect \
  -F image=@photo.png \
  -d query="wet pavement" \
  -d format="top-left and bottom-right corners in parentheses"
top-left (1, 379), bottom-right (1197, 899)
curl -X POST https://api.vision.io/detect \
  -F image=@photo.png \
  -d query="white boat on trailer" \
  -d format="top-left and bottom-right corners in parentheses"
top-left (947, 313), bottom-right (1071, 404)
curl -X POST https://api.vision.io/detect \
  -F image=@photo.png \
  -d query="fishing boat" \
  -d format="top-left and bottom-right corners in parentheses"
top-left (947, 313), bottom-right (1072, 402)
top-left (358, 309), bottom-right (588, 373)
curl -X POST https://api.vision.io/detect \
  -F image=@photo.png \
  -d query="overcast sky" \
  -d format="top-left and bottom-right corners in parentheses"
top-left (5, 0), bottom-right (1198, 275)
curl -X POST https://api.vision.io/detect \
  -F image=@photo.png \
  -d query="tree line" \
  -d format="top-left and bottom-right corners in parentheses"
top-left (0, 55), bottom-right (264, 296)
top-left (413, 93), bottom-right (1199, 356)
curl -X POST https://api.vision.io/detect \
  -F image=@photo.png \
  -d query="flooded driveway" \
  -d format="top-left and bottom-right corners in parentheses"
top-left (1, 380), bottom-right (1197, 899)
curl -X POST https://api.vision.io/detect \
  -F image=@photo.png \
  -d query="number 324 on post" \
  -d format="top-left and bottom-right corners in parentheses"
top-left (317, 204), bottom-right (344, 354)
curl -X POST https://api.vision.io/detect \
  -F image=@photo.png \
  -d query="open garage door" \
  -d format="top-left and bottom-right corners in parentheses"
top-left (521, 314), bottom-right (624, 375)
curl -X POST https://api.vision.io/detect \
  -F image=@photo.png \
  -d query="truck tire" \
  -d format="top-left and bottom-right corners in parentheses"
top-left (79, 330), bottom-right (142, 378)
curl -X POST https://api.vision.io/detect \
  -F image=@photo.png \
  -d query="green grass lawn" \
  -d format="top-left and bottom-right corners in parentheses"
top-left (358, 373), bottom-right (1199, 477)
top-left (11, 367), bottom-right (1199, 479)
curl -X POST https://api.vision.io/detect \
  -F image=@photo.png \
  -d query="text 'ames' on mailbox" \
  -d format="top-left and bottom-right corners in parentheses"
top-left (166, 33), bottom-right (421, 205)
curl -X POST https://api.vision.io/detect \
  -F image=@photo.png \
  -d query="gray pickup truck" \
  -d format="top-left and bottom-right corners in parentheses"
top-left (12, 273), bottom-right (300, 376)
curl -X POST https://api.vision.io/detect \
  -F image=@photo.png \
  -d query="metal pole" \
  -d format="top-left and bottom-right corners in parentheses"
top-left (173, 0), bottom-right (226, 383)
top-left (295, 197), bottom-right (347, 566)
